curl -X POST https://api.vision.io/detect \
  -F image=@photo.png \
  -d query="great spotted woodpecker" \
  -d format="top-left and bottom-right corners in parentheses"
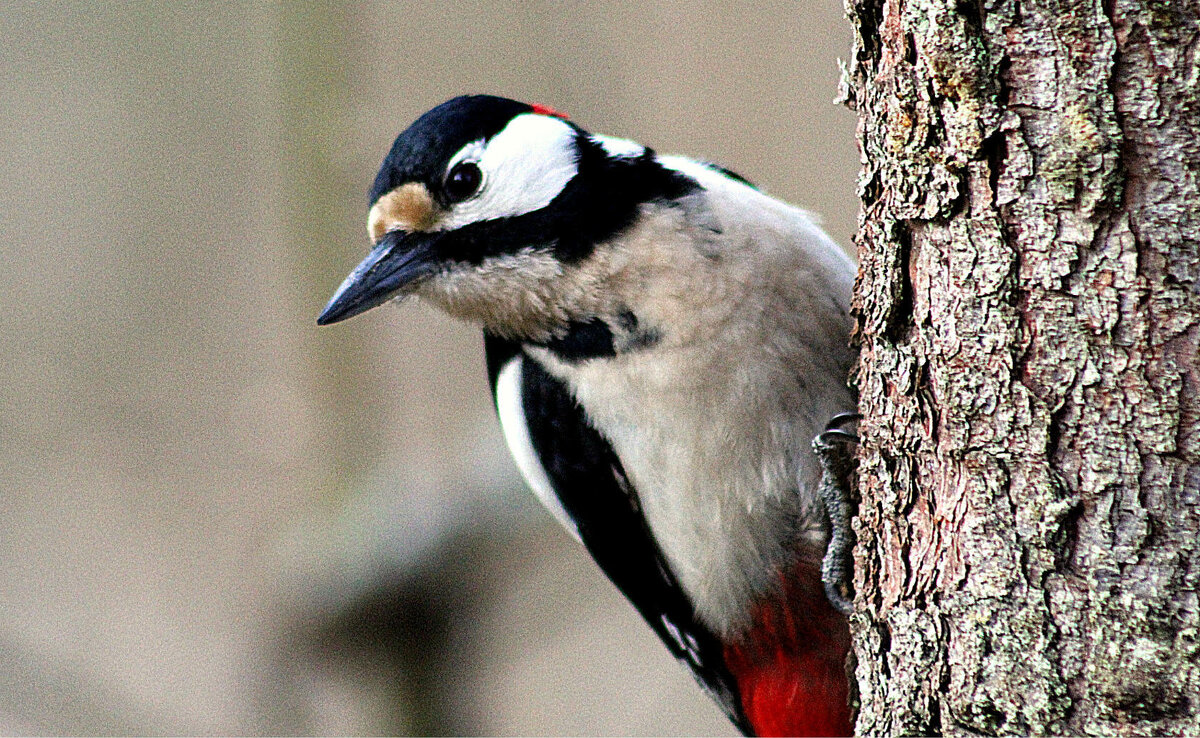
top-left (318, 95), bottom-right (857, 737)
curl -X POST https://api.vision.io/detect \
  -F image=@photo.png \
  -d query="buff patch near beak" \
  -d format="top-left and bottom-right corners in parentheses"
top-left (368, 182), bottom-right (437, 242)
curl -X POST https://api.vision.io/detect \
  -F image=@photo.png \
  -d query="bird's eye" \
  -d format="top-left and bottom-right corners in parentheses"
top-left (444, 161), bottom-right (483, 202)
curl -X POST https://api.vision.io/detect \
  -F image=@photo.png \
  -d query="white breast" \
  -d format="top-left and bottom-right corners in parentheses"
top-left (530, 166), bottom-right (856, 636)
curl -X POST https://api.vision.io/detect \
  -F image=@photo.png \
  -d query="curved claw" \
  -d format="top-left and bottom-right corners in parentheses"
top-left (815, 428), bottom-right (859, 449)
top-left (824, 411), bottom-right (861, 432)
top-left (813, 413), bottom-right (861, 615)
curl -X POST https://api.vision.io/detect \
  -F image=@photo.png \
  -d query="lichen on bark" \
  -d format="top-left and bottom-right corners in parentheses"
top-left (842, 0), bottom-right (1200, 734)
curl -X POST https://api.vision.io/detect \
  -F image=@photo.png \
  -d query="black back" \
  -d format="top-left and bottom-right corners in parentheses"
top-left (484, 335), bottom-right (752, 735)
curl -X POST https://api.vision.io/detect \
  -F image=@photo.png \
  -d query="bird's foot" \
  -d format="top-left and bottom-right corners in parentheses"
top-left (813, 413), bottom-right (860, 615)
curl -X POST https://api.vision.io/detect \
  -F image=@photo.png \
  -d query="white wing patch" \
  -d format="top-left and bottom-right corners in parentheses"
top-left (437, 114), bottom-right (580, 231)
top-left (495, 356), bottom-right (581, 541)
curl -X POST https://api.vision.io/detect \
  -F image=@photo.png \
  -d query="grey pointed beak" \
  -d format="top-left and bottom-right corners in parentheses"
top-left (317, 231), bottom-right (441, 325)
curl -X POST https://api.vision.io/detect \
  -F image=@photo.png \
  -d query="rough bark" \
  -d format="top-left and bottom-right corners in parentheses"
top-left (842, 0), bottom-right (1200, 734)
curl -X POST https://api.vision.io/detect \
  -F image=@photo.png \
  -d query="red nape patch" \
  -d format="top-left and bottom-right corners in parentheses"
top-left (530, 102), bottom-right (569, 120)
top-left (723, 566), bottom-right (853, 737)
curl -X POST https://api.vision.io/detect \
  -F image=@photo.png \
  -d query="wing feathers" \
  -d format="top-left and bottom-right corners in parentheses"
top-left (494, 355), bottom-right (581, 541)
top-left (485, 333), bottom-right (751, 734)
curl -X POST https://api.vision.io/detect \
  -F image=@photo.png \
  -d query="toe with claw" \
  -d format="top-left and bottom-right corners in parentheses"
top-left (812, 413), bottom-right (860, 614)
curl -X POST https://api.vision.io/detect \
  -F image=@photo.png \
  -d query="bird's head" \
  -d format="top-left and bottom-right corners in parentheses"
top-left (317, 95), bottom-right (696, 340)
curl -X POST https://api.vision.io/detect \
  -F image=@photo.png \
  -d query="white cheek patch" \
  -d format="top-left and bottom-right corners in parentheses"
top-left (437, 114), bottom-right (580, 230)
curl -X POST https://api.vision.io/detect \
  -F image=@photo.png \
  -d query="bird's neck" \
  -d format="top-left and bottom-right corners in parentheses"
top-left (415, 201), bottom-right (704, 344)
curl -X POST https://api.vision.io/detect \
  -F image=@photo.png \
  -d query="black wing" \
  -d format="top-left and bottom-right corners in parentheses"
top-left (484, 334), bottom-right (751, 734)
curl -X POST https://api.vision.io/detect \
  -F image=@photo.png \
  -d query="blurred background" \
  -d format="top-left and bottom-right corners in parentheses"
top-left (0, 1), bottom-right (856, 734)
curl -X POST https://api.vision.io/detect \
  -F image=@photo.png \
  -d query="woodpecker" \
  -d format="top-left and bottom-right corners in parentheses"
top-left (318, 95), bottom-right (857, 737)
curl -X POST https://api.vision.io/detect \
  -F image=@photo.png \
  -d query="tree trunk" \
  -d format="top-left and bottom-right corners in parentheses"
top-left (842, 0), bottom-right (1200, 734)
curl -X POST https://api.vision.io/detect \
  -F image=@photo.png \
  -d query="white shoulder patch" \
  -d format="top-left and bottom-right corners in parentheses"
top-left (657, 155), bottom-right (730, 187)
top-left (495, 356), bottom-right (581, 541)
top-left (438, 114), bottom-right (579, 231)
top-left (591, 133), bottom-right (645, 158)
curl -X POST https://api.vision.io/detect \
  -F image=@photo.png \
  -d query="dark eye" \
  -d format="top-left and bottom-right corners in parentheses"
top-left (444, 161), bottom-right (483, 202)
